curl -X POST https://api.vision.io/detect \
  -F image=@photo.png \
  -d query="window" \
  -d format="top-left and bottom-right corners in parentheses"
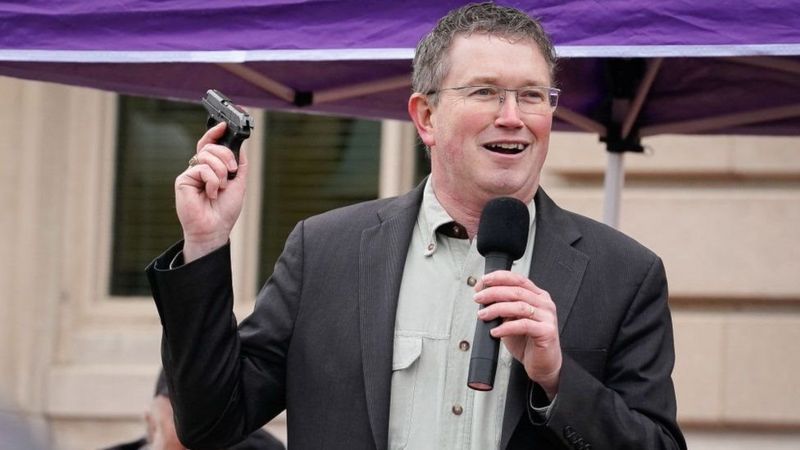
top-left (110, 97), bottom-right (382, 296)
top-left (110, 96), bottom-right (204, 296)
top-left (257, 111), bottom-right (381, 285)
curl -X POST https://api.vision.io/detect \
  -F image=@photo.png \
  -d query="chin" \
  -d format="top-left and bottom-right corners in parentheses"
top-left (487, 172), bottom-right (535, 194)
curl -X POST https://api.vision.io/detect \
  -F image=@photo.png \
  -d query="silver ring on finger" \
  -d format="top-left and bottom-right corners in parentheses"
top-left (188, 155), bottom-right (200, 167)
top-left (528, 305), bottom-right (537, 320)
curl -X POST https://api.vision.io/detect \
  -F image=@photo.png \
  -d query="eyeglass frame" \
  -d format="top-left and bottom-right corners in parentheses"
top-left (425, 85), bottom-right (561, 114)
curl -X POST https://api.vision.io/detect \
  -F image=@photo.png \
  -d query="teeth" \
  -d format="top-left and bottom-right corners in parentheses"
top-left (494, 143), bottom-right (525, 150)
top-left (485, 142), bottom-right (526, 153)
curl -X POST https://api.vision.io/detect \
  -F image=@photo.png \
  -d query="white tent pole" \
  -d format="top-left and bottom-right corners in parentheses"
top-left (217, 63), bottom-right (296, 103)
top-left (554, 106), bottom-right (608, 136)
top-left (641, 103), bottom-right (800, 136)
top-left (314, 75), bottom-right (410, 104)
top-left (622, 58), bottom-right (662, 139)
top-left (603, 152), bottom-right (625, 228)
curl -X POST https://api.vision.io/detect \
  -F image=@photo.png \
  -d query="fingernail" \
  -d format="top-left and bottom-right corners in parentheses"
top-left (228, 160), bottom-right (237, 171)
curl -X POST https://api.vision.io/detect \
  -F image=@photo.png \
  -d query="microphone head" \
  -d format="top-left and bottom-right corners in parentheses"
top-left (477, 197), bottom-right (530, 260)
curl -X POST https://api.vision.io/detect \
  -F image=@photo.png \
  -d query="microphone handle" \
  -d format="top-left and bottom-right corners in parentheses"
top-left (467, 252), bottom-right (513, 391)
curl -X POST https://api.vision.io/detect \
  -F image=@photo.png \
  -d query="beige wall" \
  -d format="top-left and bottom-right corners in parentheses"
top-left (1, 75), bottom-right (799, 448)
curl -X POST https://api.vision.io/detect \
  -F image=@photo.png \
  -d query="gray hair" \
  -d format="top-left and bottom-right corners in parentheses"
top-left (412, 2), bottom-right (557, 104)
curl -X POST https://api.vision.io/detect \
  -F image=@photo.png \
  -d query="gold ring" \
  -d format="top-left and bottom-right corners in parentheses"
top-left (528, 306), bottom-right (537, 320)
top-left (188, 155), bottom-right (200, 167)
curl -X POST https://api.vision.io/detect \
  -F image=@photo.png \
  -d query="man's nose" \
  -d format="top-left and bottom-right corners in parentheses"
top-left (495, 92), bottom-right (524, 128)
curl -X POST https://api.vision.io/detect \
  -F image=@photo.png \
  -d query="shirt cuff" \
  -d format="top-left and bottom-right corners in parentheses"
top-left (169, 250), bottom-right (185, 269)
top-left (529, 385), bottom-right (557, 422)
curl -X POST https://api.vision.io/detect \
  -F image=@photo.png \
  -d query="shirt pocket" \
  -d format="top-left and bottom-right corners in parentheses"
top-left (389, 335), bottom-right (423, 450)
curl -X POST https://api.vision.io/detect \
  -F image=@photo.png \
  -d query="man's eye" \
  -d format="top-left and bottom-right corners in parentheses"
top-left (520, 89), bottom-right (546, 102)
top-left (470, 87), bottom-right (498, 96)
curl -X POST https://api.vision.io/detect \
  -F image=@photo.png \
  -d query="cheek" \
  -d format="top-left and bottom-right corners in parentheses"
top-left (529, 115), bottom-right (553, 138)
top-left (438, 105), bottom-right (486, 136)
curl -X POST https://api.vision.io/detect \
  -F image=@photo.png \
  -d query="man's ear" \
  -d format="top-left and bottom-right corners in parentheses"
top-left (408, 93), bottom-right (436, 148)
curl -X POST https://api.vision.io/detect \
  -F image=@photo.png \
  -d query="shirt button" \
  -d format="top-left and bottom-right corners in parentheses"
top-left (452, 404), bottom-right (463, 416)
top-left (466, 276), bottom-right (477, 287)
top-left (427, 243), bottom-right (435, 251)
top-left (459, 340), bottom-right (470, 351)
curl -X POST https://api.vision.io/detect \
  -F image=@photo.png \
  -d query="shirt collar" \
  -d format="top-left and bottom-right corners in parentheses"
top-left (419, 178), bottom-right (457, 255)
top-left (418, 178), bottom-right (537, 256)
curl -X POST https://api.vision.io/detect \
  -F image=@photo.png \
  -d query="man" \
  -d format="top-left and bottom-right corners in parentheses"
top-left (147, 3), bottom-right (686, 449)
top-left (102, 371), bottom-right (285, 450)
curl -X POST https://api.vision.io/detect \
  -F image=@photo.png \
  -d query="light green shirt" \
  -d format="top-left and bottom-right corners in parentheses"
top-left (388, 179), bottom-right (536, 450)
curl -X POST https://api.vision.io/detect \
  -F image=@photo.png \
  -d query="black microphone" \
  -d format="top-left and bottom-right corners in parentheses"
top-left (468, 197), bottom-right (530, 391)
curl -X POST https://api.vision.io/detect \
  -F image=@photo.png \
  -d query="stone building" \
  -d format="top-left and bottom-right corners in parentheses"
top-left (2, 76), bottom-right (799, 449)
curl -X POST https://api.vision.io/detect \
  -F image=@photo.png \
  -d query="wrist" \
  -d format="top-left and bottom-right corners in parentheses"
top-left (183, 234), bottom-right (229, 263)
top-left (536, 367), bottom-right (561, 401)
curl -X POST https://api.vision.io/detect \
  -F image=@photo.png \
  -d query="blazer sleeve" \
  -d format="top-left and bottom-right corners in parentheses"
top-left (146, 222), bottom-right (305, 450)
top-left (532, 255), bottom-right (686, 450)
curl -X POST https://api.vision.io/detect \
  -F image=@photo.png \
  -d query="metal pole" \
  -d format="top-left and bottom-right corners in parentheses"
top-left (602, 152), bottom-right (625, 228)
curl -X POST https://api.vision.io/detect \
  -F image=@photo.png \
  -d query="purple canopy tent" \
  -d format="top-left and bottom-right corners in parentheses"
top-left (1, 0), bottom-right (799, 226)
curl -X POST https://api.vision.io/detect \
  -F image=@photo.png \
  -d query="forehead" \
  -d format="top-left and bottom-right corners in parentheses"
top-left (443, 33), bottom-right (551, 86)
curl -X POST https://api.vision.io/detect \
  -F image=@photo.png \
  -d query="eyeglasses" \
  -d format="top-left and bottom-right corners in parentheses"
top-left (427, 85), bottom-right (560, 115)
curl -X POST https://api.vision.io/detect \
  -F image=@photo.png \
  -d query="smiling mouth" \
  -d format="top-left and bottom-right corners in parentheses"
top-left (483, 142), bottom-right (528, 155)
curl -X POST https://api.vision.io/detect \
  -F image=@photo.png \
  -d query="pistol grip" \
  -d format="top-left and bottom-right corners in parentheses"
top-left (217, 131), bottom-right (244, 180)
top-left (207, 117), bottom-right (244, 180)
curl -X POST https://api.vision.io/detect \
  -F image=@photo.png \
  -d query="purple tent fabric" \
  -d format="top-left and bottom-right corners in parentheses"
top-left (0, 0), bottom-right (799, 136)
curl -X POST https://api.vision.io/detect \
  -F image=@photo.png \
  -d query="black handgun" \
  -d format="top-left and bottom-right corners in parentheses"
top-left (202, 89), bottom-right (254, 179)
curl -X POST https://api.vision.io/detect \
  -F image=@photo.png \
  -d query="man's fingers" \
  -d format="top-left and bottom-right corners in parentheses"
top-left (489, 318), bottom-right (559, 344)
top-left (196, 122), bottom-right (227, 152)
top-left (197, 144), bottom-right (238, 172)
top-left (190, 151), bottom-right (230, 189)
top-left (478, 300), bottom-right (553, 324)
top-left (236, 146), bottom-right (248, 174)
top-left (182, 165), bottom-right (220, 199)
top-left (476, 270), bottom-right (542, 293)
top-left (474, 284), bottom-right (556, 316)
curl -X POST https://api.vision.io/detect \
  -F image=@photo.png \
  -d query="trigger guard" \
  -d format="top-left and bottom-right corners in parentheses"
top-left (206, 116), bottom-right (220, 129)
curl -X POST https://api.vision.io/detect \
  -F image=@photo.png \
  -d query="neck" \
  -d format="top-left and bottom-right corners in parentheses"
top-left (434, 188), bottom-right (483, 239)
top-left (429, 178), bottom-right (537, 240)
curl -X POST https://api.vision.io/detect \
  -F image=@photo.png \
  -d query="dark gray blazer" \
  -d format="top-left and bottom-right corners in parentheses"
top-left (147, 184), bottom-right (685, 450)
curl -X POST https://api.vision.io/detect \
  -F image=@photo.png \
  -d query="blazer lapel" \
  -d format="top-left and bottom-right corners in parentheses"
top-left (528, 189), bottom-right (589, 334)
top-left (500, 188), bottom-right (589, 448)
top-left (358, 185), bottom-right (423, 450)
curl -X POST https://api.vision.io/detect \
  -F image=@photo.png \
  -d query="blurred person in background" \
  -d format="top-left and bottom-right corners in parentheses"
top-left (1, 398), bottom-right (50, 450)
top-left (102, 370), bottom-right (284, 450)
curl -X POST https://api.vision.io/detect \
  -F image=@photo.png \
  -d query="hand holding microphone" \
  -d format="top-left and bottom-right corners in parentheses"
top-left (468, 197), bottom-right (562, 398)
top-left (468, 197), bottom-right (529, 391)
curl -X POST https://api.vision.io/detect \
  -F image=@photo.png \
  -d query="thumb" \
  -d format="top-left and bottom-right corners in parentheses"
top-left (230, 146), bottom-right (249, 186)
